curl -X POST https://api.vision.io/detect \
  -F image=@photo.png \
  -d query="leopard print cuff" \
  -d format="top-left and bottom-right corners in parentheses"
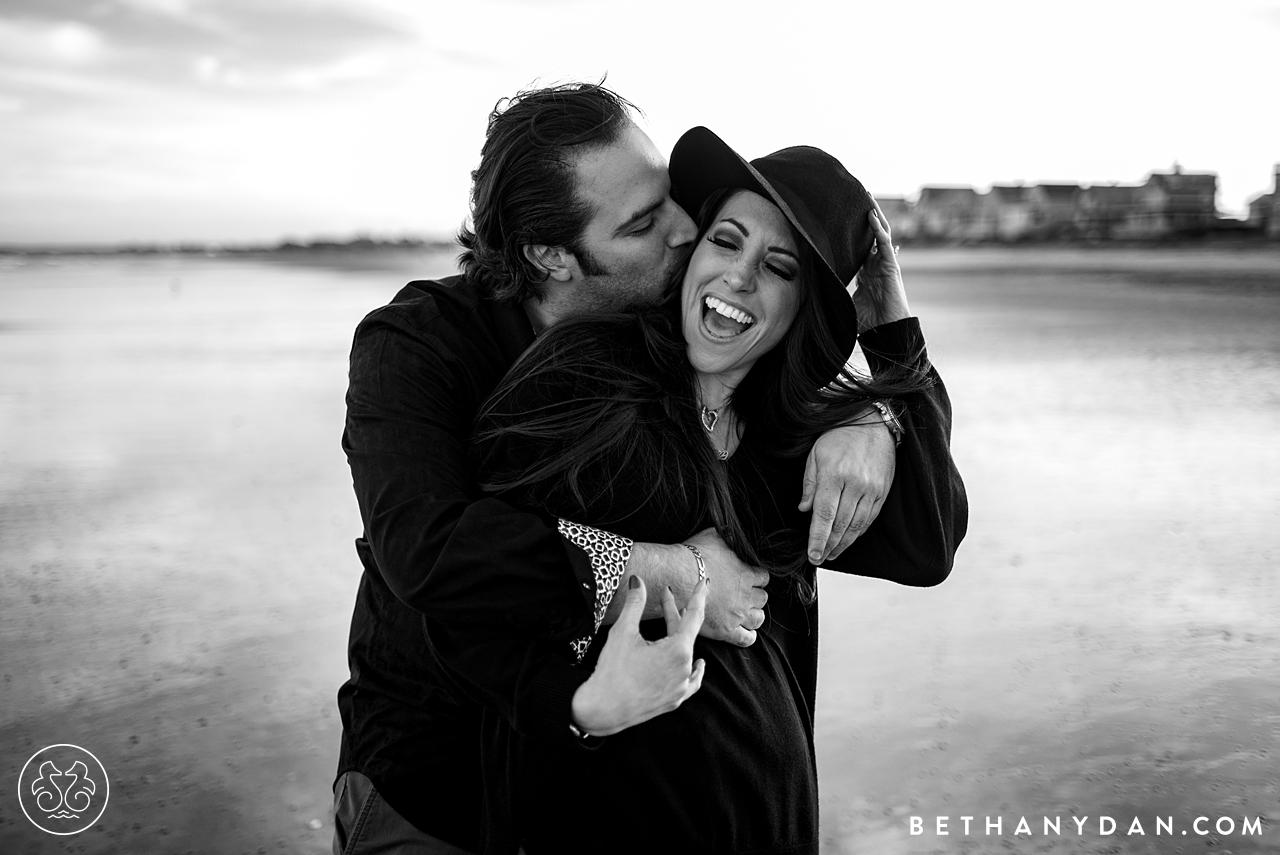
top-left (558, 519), bottom-right (632, 662)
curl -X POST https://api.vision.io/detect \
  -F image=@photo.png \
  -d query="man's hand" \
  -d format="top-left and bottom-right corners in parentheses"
top-left (604, 530), bottom-right (768, 647)
top-left (570, 577), bottom-right (707, 737)
top-left (799, 421), bottom-right (896, 565)
top-left (682, 528), bottom-right (769, 648)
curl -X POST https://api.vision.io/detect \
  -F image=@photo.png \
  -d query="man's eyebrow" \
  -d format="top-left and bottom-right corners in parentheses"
top-left (723, 217), bottom-right (798, 260)
top-left (613, 198), bottom-right (665, 236)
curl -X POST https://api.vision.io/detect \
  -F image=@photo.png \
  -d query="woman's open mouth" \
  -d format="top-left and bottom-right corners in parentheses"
top-left (701, 295), bottom-right (756, 339)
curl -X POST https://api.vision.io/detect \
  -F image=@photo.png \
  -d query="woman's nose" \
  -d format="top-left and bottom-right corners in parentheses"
top-left (724, 259), bottom-right (756, 292)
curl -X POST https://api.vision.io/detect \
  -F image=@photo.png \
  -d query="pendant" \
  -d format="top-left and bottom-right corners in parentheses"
top-left (700, 405), bottom-right (719, 434)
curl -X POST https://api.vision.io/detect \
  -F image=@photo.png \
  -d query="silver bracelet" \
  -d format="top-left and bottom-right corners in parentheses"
top-left (682, 543), bottom-right (708, 584)
top-left (870, 400), bottom-right (904, 447)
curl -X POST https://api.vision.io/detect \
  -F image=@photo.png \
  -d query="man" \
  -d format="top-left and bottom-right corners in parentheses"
top-left (334, 82), bottom-right (900, 853)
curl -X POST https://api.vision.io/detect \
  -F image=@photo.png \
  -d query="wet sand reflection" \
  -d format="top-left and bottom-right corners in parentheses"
top-left (0, 247), bottom-right (1276, 853)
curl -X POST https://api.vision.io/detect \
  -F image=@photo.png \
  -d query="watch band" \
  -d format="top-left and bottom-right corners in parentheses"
top-left (682, 542), bottom-right (708, 583)
top-left (870, 400), bottom-right (904, 447)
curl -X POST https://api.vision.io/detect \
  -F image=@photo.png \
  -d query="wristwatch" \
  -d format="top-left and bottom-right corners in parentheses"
top-left (870, 400), bottom-right (904, 447)
top-left (682, 542), bottom-right (708, 583)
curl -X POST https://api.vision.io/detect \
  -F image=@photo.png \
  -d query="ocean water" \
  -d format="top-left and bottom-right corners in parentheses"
top-left (0, 246), bottom-right (1277, 853)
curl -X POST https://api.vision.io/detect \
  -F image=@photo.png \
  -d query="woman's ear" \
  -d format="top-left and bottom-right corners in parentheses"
top-left (523, 245), bottom-right (579, 282)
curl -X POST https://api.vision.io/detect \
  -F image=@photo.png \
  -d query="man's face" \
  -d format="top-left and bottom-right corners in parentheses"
top-left (567, 123), bottom-right (697, 312)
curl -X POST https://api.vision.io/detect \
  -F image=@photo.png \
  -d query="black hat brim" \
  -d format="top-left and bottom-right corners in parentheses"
top-left (670, 126), bottom-right (860, 365)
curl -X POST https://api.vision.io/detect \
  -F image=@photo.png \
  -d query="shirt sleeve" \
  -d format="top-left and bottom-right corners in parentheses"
top-left (557, 519), bottom-right (632, 660)
top-left (823, 317), bottom-right (969, 585)
top-left (344, 301), bottom-right (599, 743)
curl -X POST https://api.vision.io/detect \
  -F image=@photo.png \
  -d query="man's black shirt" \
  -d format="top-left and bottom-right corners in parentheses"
top-left (337, 276), bottom-right (597, 847)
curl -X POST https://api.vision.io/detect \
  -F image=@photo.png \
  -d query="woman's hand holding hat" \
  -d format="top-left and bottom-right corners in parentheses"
top-left (852, 201), bottom-right (911, 331)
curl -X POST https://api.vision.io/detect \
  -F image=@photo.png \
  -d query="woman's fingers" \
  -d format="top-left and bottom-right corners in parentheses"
top-left (687, 658), bottom-right (706, 692)
top-left (616, 575), bottom-right (647, 635)
top-left (661, 584), bottom-right (681, 636)
top-left (675, 577), bottom-right (708, 642)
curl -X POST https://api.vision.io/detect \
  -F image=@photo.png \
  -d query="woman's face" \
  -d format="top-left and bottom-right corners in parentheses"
top-left (681, 190), bottom-right (803, 380)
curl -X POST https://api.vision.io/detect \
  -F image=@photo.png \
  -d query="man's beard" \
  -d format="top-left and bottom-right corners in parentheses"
top-left (576, 244), bottom-right (691, 314)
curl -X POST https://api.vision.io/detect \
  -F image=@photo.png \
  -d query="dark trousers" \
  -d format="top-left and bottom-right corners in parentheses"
top-left (331, 771), bottom-right (478, 855)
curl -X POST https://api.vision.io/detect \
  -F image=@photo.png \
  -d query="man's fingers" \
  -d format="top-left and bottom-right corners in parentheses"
top-left (806, 484), bottom-right (843, 563)
top-left (798, 452), bottom-right (818, 512)
top-left (828, 526), bottom-right (861, 562)
top-left (829, 494), bottom-right (883, 560)
top-left (727, 627), bottom-right (757, 648)
top-left (819, 491), bottom-right (862, 563)
top-left (741, 607), bottom-right (766, 632)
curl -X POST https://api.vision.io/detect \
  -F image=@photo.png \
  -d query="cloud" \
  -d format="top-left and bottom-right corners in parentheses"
top-left (0, 0), bottom-right (417, 94)
top-left (0, 19), bottom-right (106, 65)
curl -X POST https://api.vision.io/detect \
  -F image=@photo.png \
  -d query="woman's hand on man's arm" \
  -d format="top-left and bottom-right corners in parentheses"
top-left (599, 528), bottom-right (769, 648)
top-left (571, 576), bottom-right (708, 736)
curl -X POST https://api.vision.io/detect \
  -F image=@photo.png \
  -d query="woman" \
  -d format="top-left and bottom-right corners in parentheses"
top-left (447, 128), bottom-right (966, 854)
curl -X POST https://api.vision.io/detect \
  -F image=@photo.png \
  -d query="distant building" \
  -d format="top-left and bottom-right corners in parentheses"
top-left (876, 196), bottom-right (919, 240)
top-left (1246, 190), bottom-right (1274, 232)
top-left (979, 184), bottom-right (1034, 241)
top-left (1264, 164), bottom-right (1280, 239)
top-left (916, 186), bottom-right (982, 240)
top-left (1076, 184), bottom-right (1139, 240)
top-left (878, 160), bottom-right (1252, 243)
top-left (1127, 164), bottom-right (1217, 237)
top-left (1026, 183), bottom-right (1081, 237)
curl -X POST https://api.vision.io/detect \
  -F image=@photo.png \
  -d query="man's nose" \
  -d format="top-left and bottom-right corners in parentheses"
top-left (666, 201), bottom-right (696, 248)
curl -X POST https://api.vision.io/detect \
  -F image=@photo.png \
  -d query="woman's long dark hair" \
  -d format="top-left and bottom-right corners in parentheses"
top-left (473, 189), bottom-right (934, 598)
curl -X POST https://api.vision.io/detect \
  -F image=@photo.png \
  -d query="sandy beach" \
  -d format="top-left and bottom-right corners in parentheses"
top-left (1, 245), bottom-right (1277, 854)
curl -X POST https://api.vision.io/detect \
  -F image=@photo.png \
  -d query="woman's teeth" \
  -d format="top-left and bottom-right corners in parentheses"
top-left (704, 296), bottom-right (755, 327)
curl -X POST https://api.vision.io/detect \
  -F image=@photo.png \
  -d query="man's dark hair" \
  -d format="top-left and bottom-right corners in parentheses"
top-left (457, 82), bottom-right (637, 303)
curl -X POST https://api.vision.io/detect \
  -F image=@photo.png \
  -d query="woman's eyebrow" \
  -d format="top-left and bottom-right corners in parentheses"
top-left (721, 217), bottom-right (797, 259)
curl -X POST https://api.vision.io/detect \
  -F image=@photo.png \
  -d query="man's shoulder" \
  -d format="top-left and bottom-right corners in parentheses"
top-left (370, 274), bottom-right (478, 327)
top-left (358, 274), bottom-right (517, 338)
top-left (352, 273), bottom-right (533, 369)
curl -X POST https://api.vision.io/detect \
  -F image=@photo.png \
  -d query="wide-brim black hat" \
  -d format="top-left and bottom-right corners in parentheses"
top-left (669, 126), bottom-right (875, 364)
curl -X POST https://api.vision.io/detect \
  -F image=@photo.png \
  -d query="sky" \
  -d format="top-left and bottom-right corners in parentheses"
top-left (1, 0), bottom-right (1278, 245)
